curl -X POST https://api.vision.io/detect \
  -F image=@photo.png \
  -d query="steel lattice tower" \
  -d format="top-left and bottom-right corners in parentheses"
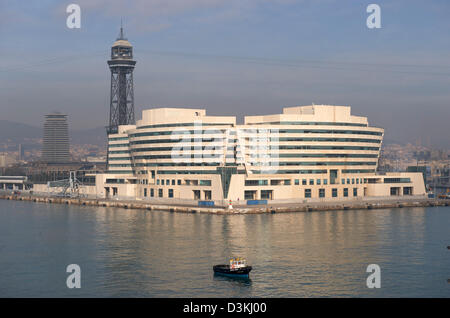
top-left (107, 25), bottom-right (136, 134)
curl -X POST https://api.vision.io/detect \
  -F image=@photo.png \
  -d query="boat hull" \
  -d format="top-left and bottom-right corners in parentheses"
top-left (213, 265), bottom-right (252, 277)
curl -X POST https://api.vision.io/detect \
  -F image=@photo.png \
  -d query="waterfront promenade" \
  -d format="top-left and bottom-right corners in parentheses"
top-left (0, 190), bottom-right (448, 214)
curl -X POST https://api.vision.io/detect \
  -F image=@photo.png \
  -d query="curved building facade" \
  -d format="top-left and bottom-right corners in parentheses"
top-left (99, 105), bottom-right (425, 201)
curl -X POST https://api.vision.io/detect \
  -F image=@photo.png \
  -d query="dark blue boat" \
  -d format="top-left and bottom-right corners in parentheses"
top-left (213, 257), bottom-right (252, 278)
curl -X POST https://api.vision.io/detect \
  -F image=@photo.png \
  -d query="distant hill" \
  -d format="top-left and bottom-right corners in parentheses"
top-left (71, 126), bottom-right (107, 146)
top-left (0, 120), bottom-right (107, 147)
top-left (382, 137), bottom-right (406, 146)
top-left (0, 120), bottom-right (42, 143)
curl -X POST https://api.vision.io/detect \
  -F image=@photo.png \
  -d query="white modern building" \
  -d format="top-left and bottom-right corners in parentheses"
top-left (95, 105), bottom-right (426, 202)
top-left (0, 176), bottom-right (32, 191)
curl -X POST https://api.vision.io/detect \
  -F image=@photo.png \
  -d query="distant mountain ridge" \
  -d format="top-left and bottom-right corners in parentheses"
top-left (0, 120), bottom-right (107, 147)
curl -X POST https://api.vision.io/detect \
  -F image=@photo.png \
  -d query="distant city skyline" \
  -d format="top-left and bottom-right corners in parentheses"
top-left (1, 0), bottom-right (449, 147)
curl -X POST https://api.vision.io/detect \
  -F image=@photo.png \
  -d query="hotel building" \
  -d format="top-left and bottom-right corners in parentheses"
top-left (96, 105), bottom-right (426, 202)
top-left (41, 113), bottom-right (70, 163)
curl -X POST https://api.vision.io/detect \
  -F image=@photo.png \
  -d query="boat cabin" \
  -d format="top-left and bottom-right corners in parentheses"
top-left (229, 257), bottom-right (247, 270)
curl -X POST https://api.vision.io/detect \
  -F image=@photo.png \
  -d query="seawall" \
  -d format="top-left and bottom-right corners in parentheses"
top-left (0, 192), bottom-right (448, 214)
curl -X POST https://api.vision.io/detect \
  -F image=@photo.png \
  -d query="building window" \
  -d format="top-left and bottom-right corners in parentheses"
top-left (343, 188), bottom-right (348, 197)
top-left (305, 189), bottom-right (311, 198)
top-left (245, 190), bottom-right (256, 200)
top-left (158, 189), bottom-right (163, 197)
top-left (150, 188), bottom-right (154, 197)
top-left (323, 179), bottom-right (328, 185)
top-left (270, 180), bottom-right (282, 186)
top-left (384, 178), bottom-right (411, 183)
top-left (193, 190), bottom-right (201, 200)
top-left (309, 179), bottom-right (314, 185)
top-left (403, 187), bottom-right (412, 195)
top-left (353, 188), bottom-right (358, 196)
top-left (204, 190), bottom-right (212, 200)
top-left (157, 179), bottom-right (160, 185)
top-left (295, 179), bottom-right (299, 185)
top-left (161, 180), bottom-right (164, 185)
top-left (200, 180), bottom-right (212, 186)
top-left (106, 179), bottom-right (125, 184)
top-left (168, 189), bottom-right (174, 198)
top-left (319, 189), bottom-right (325, 198)
top-left (342, 178), bottom-right (345, 184)
top-left (330, 169), bottom-right (338, 184)
top-left (172, 180), bottom-right (175, 185)
top-left (302, 179), bottom-right (307, 185)
top-left (390, 187), bottom-right (400, 196)
top-left (246, 180), bottom-right (268, 186)
top-left (317, 179), bottom-right (321, 185)
top-left (332, 188), bottom-right (338, 197)
top-left (177, 180), bottom-right (181, 185)
top-left (261, 190), bottom-right (273, 200)
top-left (352, 178), bottom-right (355, 184)
top-left (144, 188), bottom-right (147, 197)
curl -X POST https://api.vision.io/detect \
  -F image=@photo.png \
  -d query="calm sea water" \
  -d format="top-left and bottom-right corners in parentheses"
top-left (0, 199), bottom-right (449, 297)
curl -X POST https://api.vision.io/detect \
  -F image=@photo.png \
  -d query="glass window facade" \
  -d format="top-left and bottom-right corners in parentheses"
top-left (319, 189), bottom-right (325, 198)
top-left (305, 189), bottom-right (311, 198)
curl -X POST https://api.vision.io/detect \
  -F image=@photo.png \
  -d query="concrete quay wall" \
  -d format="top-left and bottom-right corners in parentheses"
top-left (0, 192), bottom-right (448, 215)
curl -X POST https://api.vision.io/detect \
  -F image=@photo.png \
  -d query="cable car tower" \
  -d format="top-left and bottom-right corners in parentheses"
top-left (107, 24), bottom-right (136, 134)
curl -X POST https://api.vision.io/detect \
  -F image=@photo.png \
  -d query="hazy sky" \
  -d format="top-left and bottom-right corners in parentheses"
top-left (1, 0), bottom-right (449, 147)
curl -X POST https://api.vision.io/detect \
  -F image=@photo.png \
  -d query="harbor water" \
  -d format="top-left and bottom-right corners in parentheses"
top-left (0, 199), bottom-right (449, 297)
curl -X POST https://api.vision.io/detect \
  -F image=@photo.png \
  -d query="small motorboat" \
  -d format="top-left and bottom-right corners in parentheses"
top-left (213, 257), bottom-right (252, 278)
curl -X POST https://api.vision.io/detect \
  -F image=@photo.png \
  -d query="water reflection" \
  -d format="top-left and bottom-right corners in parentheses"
top-left (0, 200), bottom-right (449, 297)
top-left (213, 273), bottom-right (252, 285)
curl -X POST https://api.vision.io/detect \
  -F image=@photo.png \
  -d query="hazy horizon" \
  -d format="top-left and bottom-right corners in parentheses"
top-left (1, 0), bottom-right (449, 147)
